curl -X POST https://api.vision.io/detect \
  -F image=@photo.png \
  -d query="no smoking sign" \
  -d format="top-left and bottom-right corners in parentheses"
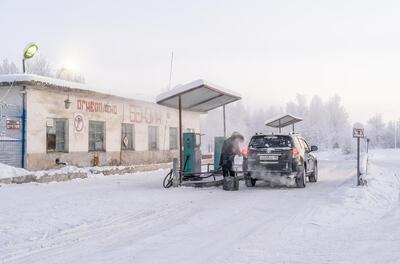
top-left (353, 128), bottom-right (364, 138)
top-left (74, 113), bottom-right (84, 133)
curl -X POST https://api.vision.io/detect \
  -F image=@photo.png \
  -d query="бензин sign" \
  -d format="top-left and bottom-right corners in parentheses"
top-left (353, 128), bottom-right (364, 138)
top-left (130, 105), bottom-right (162, 124)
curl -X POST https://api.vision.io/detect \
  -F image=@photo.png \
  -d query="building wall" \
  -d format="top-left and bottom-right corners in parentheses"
top-left (25, 86), bottom-right (201, 170)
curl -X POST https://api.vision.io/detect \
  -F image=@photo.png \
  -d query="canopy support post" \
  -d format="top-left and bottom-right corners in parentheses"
top-left (223, 104), bottom-right (226, 137)
top-left (278, 119), bottom-right (281, 133)
top-left (178, 95), bottom-right (183, 184)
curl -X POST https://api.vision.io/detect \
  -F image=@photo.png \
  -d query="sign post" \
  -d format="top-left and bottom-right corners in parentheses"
top-left (353, 128), bottom-right (365, 186)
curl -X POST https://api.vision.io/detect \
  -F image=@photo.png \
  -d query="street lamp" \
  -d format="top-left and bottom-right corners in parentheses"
top-left (20, 42), bottom-right (38, 169)
top-left (22, 42), bottom-right (39, 73)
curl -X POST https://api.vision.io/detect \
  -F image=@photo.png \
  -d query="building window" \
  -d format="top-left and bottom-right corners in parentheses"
top-left (148, 126), bottom-right (159, 151)
top-left (47, 119), bottom-right (68, 152)
top-left (89, 121), bottom-right (105, 151)
top-left (169, 127), bottom-right (178, 150)
top-left (121, 123), bottom-right (134, 150)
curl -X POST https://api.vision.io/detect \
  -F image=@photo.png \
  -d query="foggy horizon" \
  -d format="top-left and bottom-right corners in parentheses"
top-left (2, 0), bottom-right (400, 123)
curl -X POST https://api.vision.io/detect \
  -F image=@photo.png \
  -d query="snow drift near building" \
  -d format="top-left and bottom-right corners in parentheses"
top-left (0, 163), bottom-right (30, 179)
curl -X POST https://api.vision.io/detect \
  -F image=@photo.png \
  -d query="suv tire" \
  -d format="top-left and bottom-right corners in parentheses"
top-left (296, 167), bottom-right (306, 188)
top-left (309, 163), bottom-right (318, 183)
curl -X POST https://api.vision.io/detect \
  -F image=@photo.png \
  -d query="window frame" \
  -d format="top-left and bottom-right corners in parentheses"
top-left (88, 121), bottom-right (106, 152)
top-left (46, 118), bottom-right (68, 153)
top-left (148, 126), bottom-right (159, 151)
top-left (169, 127), bottom-right (178, 150)
top-left (299, 138), bottom-right (310, 152)
top-left (121, 123), bottom-right (135, 151)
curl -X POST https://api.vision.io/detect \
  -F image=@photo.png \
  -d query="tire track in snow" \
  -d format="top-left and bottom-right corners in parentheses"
top-left (1, 156), bottom-right (357, 264)
top-left (1, 202), bottom-right (195, 263)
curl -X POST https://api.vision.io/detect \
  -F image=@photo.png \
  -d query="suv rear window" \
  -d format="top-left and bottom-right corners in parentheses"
top-left (249, 135), bottom-right (292, 148)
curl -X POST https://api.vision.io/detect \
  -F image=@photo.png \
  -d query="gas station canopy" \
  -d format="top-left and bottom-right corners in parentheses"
top-left (265, 114), bottom-right (303, 129)
top-left (156, 79), bottom-right (241, 112)
top-left (156, 79), bottom-right (241, 178)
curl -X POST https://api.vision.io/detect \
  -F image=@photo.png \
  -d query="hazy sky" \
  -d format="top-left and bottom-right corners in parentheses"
top-left (2, 0), bottom-right (400, 123)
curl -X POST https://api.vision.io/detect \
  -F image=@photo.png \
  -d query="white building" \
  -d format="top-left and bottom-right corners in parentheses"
top-left (0, 74), bottom-right (201, 170)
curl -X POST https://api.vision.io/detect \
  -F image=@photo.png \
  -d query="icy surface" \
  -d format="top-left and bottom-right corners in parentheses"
top-left (1, 149), bottom-right (400, 263)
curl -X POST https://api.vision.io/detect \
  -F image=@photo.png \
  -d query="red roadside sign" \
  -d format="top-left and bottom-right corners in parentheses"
top-left (353, 128), bottom-right (364, 138)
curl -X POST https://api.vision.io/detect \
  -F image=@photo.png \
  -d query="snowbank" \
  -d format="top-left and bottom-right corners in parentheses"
top-left (0, 163), bottom-right (30, 179)
top-left (314, 149), bottom-right (356, 161)
top-left (0, 162), bottom-right (172, 184)
top-left (33, 166), bottom-right (86, 177)
top-left (311, 149), bottom-right (400, 227)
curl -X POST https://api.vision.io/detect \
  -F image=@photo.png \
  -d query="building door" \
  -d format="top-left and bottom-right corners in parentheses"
top-left (0, 88), bottom-right (24, 168)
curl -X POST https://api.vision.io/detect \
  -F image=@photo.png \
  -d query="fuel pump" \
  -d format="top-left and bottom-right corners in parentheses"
top-left (213, 136), bottom-right (226, 171)
top-left (183, 132), bottom-right (202, 176)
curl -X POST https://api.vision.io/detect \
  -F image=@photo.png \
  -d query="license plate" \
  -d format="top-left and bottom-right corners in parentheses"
top-left (259, 155), bottom-right (279, 161)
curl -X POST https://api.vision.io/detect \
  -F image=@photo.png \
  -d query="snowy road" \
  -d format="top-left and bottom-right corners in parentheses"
top-left (1, 150), bottom-right (400, 264)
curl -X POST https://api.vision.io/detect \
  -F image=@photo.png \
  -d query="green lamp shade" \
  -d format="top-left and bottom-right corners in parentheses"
top-left (23, 43), bottom-right (38, 59)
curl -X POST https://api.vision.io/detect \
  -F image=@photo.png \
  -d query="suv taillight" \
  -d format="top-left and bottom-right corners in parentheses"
top-left (292, 147), bottom-right (299, 158)
top-left (241, 147), bottom-right (249, 157)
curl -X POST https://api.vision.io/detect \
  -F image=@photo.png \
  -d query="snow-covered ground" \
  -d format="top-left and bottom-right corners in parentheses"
top-left (1, 149), bottom-right (400, 264)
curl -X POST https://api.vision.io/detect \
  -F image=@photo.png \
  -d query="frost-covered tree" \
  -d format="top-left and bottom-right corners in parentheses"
top-left (326, 95), bottom-right (350, 149)
top-left (0, 59), bottom-right (19, 74)
top-left (225, 102), bottom-right (250, 137)
top-left (56, 67), bottom-right (85, 83)
top-left (284, 94), bottom-right (350, 151)
top-left (308, 95), bottom-right (329, 148)
top-left (366, 114), bottom-right (386, 148)
top-left (1, 56), bottom-right (86, 83)
top-left (26, 56), bottom-right (52, 76)
top-left (201, 93), bottom-right (353, 153)
top-left (286, 94), bottom-right (313, 139)
top-left (286, 94), bottom-right (308, 118)
top-left (383, 121), bottom-right (395, 148)
top-left (249, 105), bottom-right (282, 136)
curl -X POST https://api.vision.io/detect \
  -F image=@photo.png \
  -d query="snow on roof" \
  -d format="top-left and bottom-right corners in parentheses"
top-left (0, 74), bottom-right (155, 103)
top-left (0, 74), bottom-right (89, 90)
top-left (156, 79), bottom-right (241, 112)
top-left (265, 114), bottom-right (303, 128)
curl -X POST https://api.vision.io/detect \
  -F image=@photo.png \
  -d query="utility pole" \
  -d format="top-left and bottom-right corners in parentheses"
top-left (178, 95), bottom-right (183, 184)
top-left (168, 51), bottom-right (174, 90)
top-left (395, 119), bottom-right (397, 149)
top-left (365, 138), bottom-right (370, 176)
top-left (223, 104), bottom-right (226, 137)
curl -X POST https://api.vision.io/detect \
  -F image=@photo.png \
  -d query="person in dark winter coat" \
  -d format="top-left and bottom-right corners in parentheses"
top-left (219, 132), bottom-right (244, 177)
